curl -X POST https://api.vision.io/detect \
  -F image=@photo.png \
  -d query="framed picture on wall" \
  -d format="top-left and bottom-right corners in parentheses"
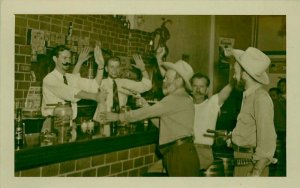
top-left (264, 53), bottom-right (286, 90)
top-left (267, 53), bottom-right (286, 74)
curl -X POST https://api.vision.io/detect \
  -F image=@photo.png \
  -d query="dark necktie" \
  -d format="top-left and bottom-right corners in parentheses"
top-left (112, 79), bottom-right (120, 113)
top-left (63, 75), bottom-right (68, 85)
top-left (62, 75), bottom-right (71, 103)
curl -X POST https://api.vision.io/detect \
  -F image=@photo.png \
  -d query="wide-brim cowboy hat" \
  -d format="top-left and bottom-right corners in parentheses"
top-left (162, 60), bottom-right (194, 91)
top-left (232, 47), bottom-right (271, 85)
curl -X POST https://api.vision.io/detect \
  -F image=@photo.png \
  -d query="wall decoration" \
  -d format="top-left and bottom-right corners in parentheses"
top-left (218, 37), bottom-right (235, 64)
top-left (268, 55), bottom-right (286, 74)
top-left (29, 29), bottom-right (46, 61)
top-left (24, 86), bottom-right (42, 114)
top-left (30, 29), bottom-right (45, 47)
top-left (55, 33), bottom-right (65, 45)
top-left (182, 54), bottom-right (190, 62)
top-left (150, 18), bottom-right (172, 60)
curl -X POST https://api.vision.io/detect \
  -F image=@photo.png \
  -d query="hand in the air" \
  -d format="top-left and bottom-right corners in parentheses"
top-left (132, 54), bottom-right (146, 72)
top-left (156, 46), bottom-right (166, 61)
top-left (77, 47), bottom-right (91, 64)
top-left (94, 42), bottom-right (104, 67)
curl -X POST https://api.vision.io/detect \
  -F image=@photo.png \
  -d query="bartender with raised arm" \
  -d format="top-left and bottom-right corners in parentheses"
top-left (41, 44), bottom-right (105, 132)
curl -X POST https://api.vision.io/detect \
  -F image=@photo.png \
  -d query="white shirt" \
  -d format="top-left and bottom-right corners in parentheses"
top-left (42, 69), bottom-right (100, 119)
top-left (93, 76), bottom-right (152, 121)
top-left (99, 77), bottom-right (152, 111)
top-left (193, 94), bottom-right (222, 145)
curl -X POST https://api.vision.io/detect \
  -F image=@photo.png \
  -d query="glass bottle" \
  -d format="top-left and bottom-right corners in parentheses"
top-left (99, 100), bottom-right (110, 137)
top-left (81, 120), bottom-right (87, 133)
top-left (87, 57), bottom-right (94, 79)
top-left (110, 106), bottom-right (119, 136)
top-left (15, 108), bottom-right (24, 150)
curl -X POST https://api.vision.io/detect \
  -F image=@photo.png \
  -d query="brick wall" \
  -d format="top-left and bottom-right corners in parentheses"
top-left (15, 144), bottom-right (159, 177)
top-left (15, 15), bottom-right (153, 103)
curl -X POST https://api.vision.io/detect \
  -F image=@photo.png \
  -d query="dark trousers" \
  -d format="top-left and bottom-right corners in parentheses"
top-left (160, 141), bottom-right (200, 176)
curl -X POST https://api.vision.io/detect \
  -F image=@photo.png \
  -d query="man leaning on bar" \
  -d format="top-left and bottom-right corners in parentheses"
top-left (100, 59), bottom-right (200, 176)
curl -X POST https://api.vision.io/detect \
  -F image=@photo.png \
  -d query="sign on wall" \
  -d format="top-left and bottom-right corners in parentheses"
top-left (269, 55), bottom-right (286, 74)
top-left (218, 37), bottom-right (235, 64)
top-left (265, 55), bottom-right (286, 90)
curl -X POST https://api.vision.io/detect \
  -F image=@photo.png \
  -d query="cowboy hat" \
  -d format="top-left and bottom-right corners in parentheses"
top-left (232, 47), bottom-right (271, 85)
top-left (162, 60), bottom-right (194, 91)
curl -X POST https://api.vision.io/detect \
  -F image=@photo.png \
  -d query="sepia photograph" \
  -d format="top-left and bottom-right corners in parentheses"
top-left (1, 0), bottom-right (300, 188)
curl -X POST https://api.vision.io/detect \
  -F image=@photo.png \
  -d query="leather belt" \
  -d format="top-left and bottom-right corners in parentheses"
top-left (195, 143), bottom-right (212, 149)
top-left (159, 136), bottom-right (193, 150)
top-left (232, 143), bottom-right (254, 153)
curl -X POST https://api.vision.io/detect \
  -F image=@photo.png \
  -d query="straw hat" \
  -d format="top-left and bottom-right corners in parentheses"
top-left (232, 47), bottom-right (271, 85)
top-left (162, 60), bottom-right (194, 91)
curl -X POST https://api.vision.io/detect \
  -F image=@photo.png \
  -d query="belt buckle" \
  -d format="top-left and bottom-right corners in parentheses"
top-left (177, 136), bottom-right (192, 146)
top-left (159, 136), bottom-right (192, 150)
top-left (175, 138), bottom-right (185, 146)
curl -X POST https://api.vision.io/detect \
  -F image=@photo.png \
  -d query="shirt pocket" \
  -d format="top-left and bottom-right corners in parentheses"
top-left (237, 112), bottom-right (253, 125)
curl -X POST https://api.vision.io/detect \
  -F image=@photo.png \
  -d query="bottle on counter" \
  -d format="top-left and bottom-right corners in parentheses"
top-left (15, 108), bottom-right (24, 150)
top-left (97, 100), bottom-right (110, 137)
top-left (87, 120), bottom-right (94, 134)
top-left (87, 58), bottom-right (94, 79)
top-left (81, 120), bottom-right (88, 133)
top-left (110, 106), bottom-right (119, 136)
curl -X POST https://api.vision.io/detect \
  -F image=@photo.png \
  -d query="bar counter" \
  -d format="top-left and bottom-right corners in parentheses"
top-left (15, 121), bottom-right (159, 174)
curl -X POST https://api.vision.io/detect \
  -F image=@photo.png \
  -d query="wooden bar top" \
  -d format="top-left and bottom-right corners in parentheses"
top-left (15, 122), bottom-right (159, 171)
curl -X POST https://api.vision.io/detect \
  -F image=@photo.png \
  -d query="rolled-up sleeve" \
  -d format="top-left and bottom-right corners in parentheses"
top-left (76, 76), bottom-right (100, 93)
top-left (121, 78), bottom-right (152, 93)
top-left (119, 97), bottom-right (171, 124)
top-left (253, 93), bottom-right (277, 161)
